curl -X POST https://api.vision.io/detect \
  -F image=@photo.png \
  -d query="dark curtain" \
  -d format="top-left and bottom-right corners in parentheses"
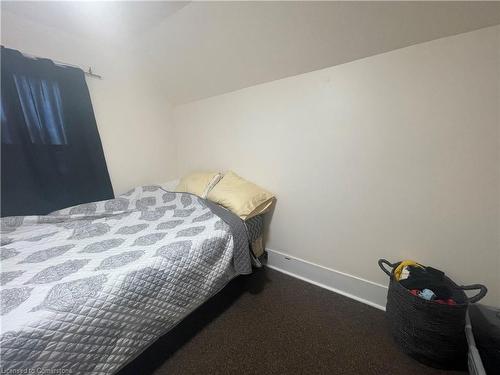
top-left (1, 47), bottom-right (113, 217)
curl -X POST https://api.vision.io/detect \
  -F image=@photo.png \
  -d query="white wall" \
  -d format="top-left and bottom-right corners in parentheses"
top-left (1, 11), bottom-right (177, 195)
top-left (173, 26), bottom-right (500, 306)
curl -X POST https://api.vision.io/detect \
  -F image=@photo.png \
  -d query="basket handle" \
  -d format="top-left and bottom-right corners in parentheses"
top-left (378, 259), bottom-right (396, 277)
top-left (459, 284), bottom-right (488, 304)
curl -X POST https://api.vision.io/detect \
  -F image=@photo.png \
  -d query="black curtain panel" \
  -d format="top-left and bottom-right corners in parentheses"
top-left (1, 47), bottom-right (114, 217)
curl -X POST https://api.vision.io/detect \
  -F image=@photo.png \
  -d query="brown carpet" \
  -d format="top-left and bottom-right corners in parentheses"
top-left (118, 266), bottom-right (465, 375)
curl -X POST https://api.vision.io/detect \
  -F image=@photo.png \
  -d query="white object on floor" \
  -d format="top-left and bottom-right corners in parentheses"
top-left (399, 266), bottom-right (410, 281)
top-left (265, 248), bottom-right (388, 311)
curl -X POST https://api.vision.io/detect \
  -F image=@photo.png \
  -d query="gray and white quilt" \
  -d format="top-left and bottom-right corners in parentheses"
top-left (0, 186), bottom-right (252, 374)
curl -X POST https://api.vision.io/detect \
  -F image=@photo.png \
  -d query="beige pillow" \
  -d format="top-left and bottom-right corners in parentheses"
top-left (175, 171), bottom-right (223, 198)
top-left (207, 171), bottom-right (275, 220)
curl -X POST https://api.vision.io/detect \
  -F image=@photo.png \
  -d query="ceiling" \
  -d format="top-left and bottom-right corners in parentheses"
top-left (1, 1), bottom-right (188, 43)
top-left (2, 1), bottom-right (500, 104)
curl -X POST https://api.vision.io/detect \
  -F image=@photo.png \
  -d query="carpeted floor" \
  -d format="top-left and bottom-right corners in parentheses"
top-left (118, 266), bottom-right (466, 375)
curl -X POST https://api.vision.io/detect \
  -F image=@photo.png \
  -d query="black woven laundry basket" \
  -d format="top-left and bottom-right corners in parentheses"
top-left (378, 259), bottom-right (487, 370)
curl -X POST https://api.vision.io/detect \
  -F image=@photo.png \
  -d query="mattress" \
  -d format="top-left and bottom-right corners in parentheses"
top-left (244, 215), bottom-right (265, 257)
top-left (0, 186), bottom-right (252, 374)
top-left (245, 215), bottom-right (263, 243)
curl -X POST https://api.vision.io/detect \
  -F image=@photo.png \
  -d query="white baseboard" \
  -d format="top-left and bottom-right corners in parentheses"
top-left (264, 248), bottom-right (388, 311)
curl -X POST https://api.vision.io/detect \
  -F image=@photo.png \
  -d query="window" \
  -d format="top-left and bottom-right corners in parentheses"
top-left (1, 46), bottom-right (113, 216)
top-left (1, 75), bottom-right (67, 145)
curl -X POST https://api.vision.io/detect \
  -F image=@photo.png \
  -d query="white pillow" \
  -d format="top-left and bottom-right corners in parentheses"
top-left (160, 179), bottom-right (180, 192)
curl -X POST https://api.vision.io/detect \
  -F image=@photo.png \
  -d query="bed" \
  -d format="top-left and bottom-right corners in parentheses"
top-left (0, 185), bottom-right (254, 374)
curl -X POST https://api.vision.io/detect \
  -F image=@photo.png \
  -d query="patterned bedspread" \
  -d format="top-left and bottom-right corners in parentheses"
top-left (0, 186), bottom-right (252, 374)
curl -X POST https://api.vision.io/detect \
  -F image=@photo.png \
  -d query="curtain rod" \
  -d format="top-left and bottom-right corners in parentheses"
top-left (2, 46), bottom-right (103, 80)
